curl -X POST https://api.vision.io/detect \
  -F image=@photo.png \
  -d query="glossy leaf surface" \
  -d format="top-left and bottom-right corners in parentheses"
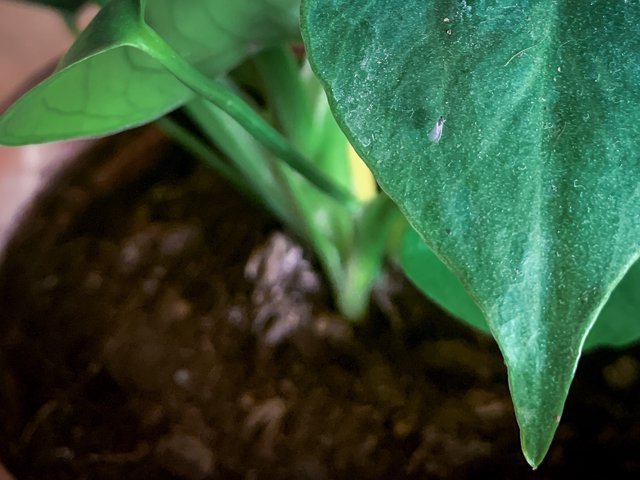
top-left (303, 0), bottom-right (640, 466)
top-left (401, 227), bottom-right (640, 350)
top-left (0, 0), bottom-right (299, 145)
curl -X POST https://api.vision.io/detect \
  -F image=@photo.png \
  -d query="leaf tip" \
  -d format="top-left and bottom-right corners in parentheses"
top-left (516, 404), bottom-right (562, 469)
top-left (505, 354), bottom-right (570, 470)
top-left (522, 442), bottom-right (547, 470)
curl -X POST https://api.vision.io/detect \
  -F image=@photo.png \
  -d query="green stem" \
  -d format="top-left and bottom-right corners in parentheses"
top-left (184, 98), bottom-right (304, 235)
top-left (135, 24), bottom-right (358, 210)
top-left (253, 46), bottom-right (312, 148)
top-left (337, 194), bottom-right (404, 320)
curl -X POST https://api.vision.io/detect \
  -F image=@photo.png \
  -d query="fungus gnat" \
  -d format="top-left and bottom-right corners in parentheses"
top-left (428, 116), bottom-right (446, 143)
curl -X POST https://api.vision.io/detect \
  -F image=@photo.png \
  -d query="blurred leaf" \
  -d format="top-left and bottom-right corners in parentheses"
top-left (585, 260), bottom-right (640, 350)
top-left (0, 0), bottom-right (300, 145)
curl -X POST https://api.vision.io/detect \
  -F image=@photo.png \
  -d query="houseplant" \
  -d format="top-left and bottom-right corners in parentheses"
top-left (1, 0), bottom-right (639, 473)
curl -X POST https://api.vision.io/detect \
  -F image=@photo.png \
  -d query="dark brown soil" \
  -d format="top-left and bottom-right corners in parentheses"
top-left (1, 127), bottom-right (639, 479)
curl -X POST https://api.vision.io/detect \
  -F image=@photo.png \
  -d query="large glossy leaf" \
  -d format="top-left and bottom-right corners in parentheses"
top-left (0, 0), bottom-right (299, 145)
top-left (401, 227), bottom-right (640, 350)
top-left (302, 0), bottom-right (640, 467)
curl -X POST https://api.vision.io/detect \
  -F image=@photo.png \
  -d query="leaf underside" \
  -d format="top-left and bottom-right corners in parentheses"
top-left (302, 0), bottom-right (640, 467)
top-left (0, 0), bottom-right (300, 145)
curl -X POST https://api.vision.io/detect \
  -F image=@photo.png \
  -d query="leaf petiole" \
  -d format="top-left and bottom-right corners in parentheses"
top-left (135, 24), bottom-right (359, 211)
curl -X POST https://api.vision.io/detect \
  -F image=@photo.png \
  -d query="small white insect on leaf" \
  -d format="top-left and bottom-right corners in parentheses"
top-left (428, 116), bottom-right (446, 143)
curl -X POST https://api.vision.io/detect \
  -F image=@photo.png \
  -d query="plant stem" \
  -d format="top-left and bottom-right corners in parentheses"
top-left (135, 25), bottom-right (358, 210)
top-left (337, 194), bottom-right (404, 320)
top-left (184, 98), bottom-right (304, 236)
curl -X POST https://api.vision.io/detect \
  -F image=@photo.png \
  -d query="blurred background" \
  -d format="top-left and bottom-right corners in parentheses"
top-left (0, 3), bottom-right (72, 477)
top-left (0, 1), bottom-right (72, 100)
top-left (0, 1), bottom-right (77, 252)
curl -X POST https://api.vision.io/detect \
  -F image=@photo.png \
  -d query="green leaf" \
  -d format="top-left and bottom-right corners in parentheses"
top-left (400, 227), bottom-right (488, 334)
top-left (303, 0), bottom-right (640, 467)
top-left (0, 0), bottom-right (179, 145)
top-left (252, 48), bottom-right (366, 318)
top-left (0, 0), bottom-right (300, 145)
top-left (401, 226), bottom-right (640, 350)
top-left (585, 259), bottom-right (640, 350)
top-left (184, 96), bottom-right (306, 234)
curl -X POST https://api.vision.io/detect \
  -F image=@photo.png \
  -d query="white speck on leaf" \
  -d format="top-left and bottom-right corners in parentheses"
top-left (428, 116), bottom-right (446, 143)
